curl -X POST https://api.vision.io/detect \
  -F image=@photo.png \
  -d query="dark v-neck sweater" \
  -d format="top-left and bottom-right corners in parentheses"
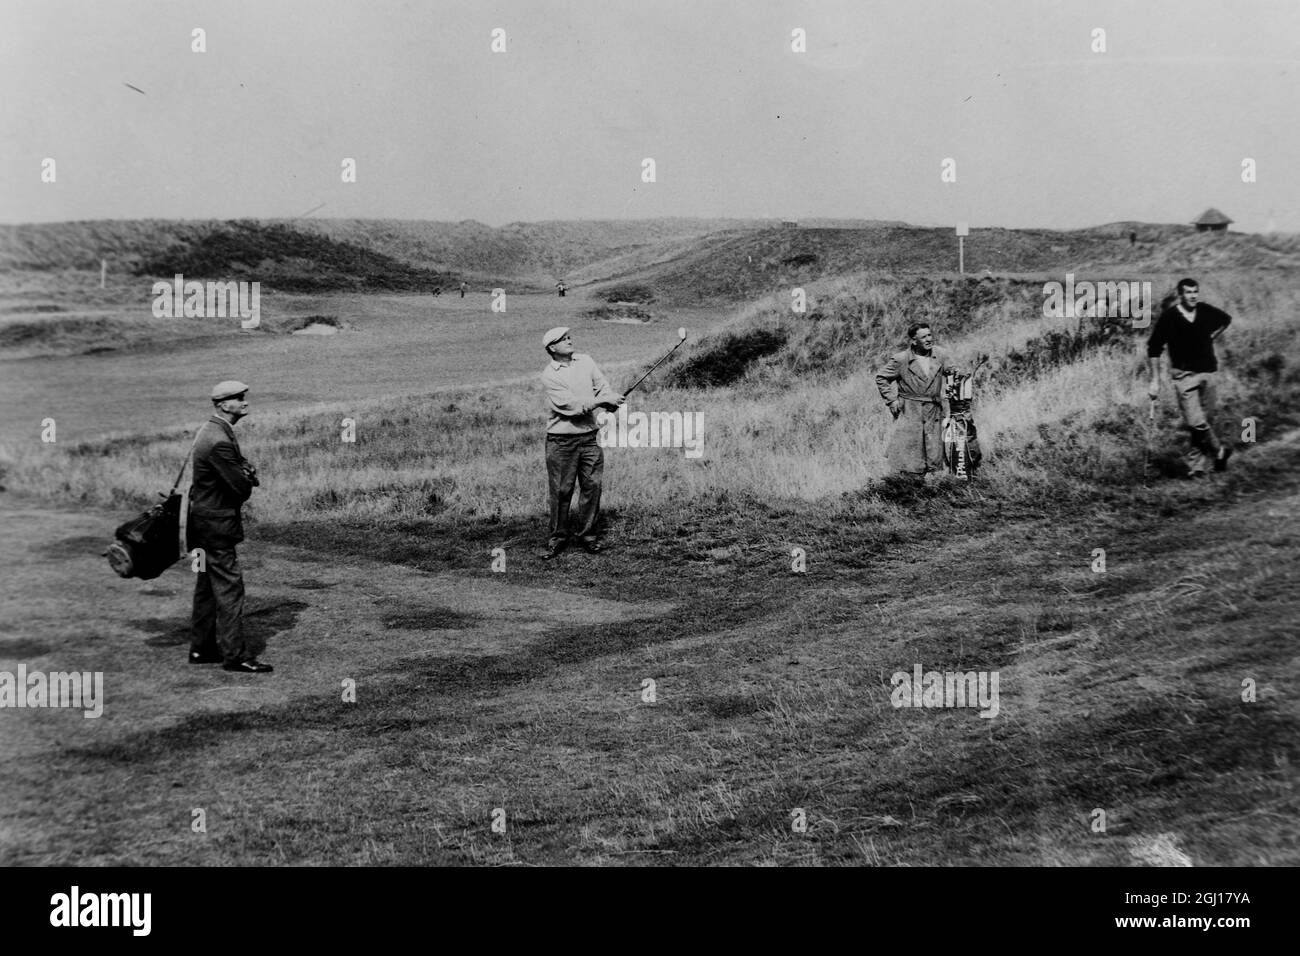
top-left (1146, 302), bottom-right (1231, 373)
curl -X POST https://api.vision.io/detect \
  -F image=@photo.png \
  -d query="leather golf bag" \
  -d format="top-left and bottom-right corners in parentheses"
top-left (104, 428), bottom-right (201, 579)
top-left (942, 371), bottom-right (982, 479)
top-left (105, 492), bottom-right (184, 579)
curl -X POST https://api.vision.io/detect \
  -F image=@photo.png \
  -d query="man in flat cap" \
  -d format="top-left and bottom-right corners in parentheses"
top-left (539, 328), bottom-right (624, 559)
top-left (188, 381), bottom-right (273, 673)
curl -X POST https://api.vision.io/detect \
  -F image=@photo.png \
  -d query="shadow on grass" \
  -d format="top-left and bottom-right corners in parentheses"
top-left (67, 584), bottom-right (777, 769)
top-left (133, 598), bottom-right (309, 648)
top-left (0, 638), bottom-right (53, 659)
top-left (34, 534), bottom-right (112, 560)
top-left (381, 607), bottom-right (478, 630)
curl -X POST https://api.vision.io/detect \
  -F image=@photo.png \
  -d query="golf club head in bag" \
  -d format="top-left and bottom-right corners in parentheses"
top-left (942, 370), bottom-right (982, 478)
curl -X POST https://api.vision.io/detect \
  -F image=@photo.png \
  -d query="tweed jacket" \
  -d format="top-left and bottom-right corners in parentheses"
top-left (187, 415), bottom-right (256, 549)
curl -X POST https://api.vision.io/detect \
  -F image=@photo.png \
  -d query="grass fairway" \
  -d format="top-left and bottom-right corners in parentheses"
top-left (0, 286), bottom-right (723, 445)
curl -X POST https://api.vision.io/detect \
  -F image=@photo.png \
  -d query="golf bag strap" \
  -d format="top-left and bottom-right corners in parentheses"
top-left (173, 424), bottom-right (206, 559)
top-left (168, 424), bottom-right (207, 496)
top-left (179, 486), bottom-right (190, 560)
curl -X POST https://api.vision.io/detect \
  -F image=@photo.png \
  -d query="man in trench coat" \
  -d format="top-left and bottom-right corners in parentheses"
top-left (875, 323), bottom-right (963, 477)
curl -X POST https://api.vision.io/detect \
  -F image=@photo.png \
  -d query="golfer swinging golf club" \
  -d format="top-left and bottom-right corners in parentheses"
top-left (538, 327), bottom-right (625, 559)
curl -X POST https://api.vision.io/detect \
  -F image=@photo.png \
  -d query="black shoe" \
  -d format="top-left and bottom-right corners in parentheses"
top-left (189, 650), bottom-right (223, 665)
top-left (223, 659), bottom-right (273, 673)
top-left (580, 540), bottom-right (603, 554)
top-left (1215, 447), bottom-right (1233, 471)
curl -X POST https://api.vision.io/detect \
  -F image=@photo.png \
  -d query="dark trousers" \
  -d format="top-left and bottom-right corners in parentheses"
top-left (546, 432), bottom-right (604, 548)
top-left (190, 547), bottom-right (261, 663)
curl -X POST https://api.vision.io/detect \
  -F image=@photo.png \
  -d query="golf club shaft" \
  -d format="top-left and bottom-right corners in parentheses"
top-left (623, 338), bottom-right (686, 397)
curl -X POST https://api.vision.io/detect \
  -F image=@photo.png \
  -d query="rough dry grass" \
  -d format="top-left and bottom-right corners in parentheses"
top-left (7, 270), bottom-right (1296, 523)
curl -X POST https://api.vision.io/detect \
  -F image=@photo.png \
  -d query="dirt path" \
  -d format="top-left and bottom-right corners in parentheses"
top-left (0, 495), bottom-right (676, 764)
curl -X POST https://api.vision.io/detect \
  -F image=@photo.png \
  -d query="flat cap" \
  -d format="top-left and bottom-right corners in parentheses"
top-left (211, 380), bottom-right (250, 402)
top-left (542, 326), bottom-right (571, 350)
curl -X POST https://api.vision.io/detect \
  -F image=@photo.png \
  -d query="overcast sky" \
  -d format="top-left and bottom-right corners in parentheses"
top-left (2, 0), bottom-right (1296, 232)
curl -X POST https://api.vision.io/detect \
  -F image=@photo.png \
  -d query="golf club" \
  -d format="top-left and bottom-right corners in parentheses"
top-left (1144, 393), bottom-right (1157, 481)
top-left (621, 327), bottom-right (688, 398)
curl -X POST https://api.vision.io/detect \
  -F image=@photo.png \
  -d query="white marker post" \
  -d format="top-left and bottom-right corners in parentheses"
top-left (955, 223), bottom-right (969, 275)
top-left (100, 258), bottom-right (107, 289)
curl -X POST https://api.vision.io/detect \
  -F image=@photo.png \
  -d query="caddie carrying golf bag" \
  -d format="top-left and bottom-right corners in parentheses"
top-left (942, 370), bottom-right (983, 479)
top-left (104, 429), bottom-right (200, 579)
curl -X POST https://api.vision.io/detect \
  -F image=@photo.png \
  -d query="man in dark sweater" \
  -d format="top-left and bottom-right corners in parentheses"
top-left (1146, 278), bottom-right (1233, 477)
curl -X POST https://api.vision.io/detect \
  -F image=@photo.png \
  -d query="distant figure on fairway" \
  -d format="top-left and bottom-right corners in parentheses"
top-left (1147, 278), bottom-right (1233, 477)
top-left (188, 381), bottom-right (272, 673)
top-left (459, 281), bottom-right (467, 298)
top-left (538, 327), bottom-right (624, 559)
top-left (1129, 230), bottom-right (1137, 246)
top-left (876, 324), bottom-right (963, 478)
top-left (556, 281), bottom-right (567, 297)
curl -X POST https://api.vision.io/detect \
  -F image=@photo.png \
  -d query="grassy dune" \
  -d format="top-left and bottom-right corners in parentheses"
top-left (583, 225), bottom-right (1299, 305)
top-left (291, 218), bottom-right (772, 283)
top-left (0, 218), bottom-right (767, 289)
